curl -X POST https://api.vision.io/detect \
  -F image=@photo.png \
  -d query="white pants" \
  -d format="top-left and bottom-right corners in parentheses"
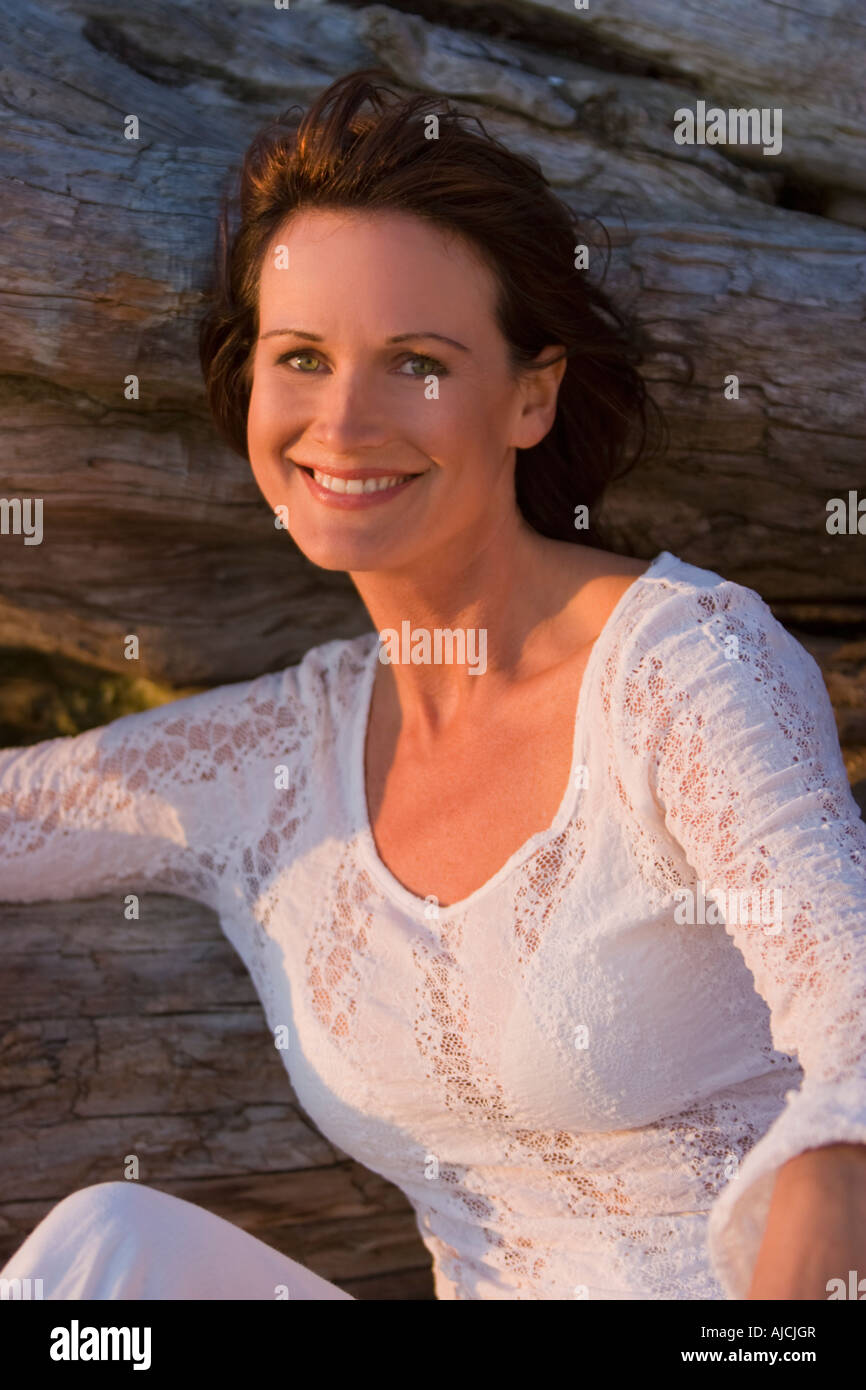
top-left (0, 1182), bottom-right (355, 1300)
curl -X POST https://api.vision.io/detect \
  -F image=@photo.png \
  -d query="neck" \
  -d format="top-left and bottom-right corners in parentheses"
top-left (350, 512), bottom-right (588, 737)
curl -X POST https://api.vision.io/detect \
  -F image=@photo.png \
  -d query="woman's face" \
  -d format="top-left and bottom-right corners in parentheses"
top-left (246, 207), bottom-right (564, 574)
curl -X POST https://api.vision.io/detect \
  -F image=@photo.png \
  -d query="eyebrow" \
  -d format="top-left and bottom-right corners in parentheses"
top-left (258, 328), bottom-right (470, 352)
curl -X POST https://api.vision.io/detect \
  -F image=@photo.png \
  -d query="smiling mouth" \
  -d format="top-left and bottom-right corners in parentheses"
top-left (296, 464), bottom-right (424, 495)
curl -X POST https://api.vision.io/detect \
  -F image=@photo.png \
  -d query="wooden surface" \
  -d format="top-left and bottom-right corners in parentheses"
top-left (0, 0), bottom-right (864, 682)
top-left (1, 0), bottom-right (864, 1299)
top-left (0, 894), bottom-right (435, 1298)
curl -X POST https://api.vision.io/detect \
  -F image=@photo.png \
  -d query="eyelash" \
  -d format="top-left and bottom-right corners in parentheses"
top-left (274, 350), bottom-right (449, 378)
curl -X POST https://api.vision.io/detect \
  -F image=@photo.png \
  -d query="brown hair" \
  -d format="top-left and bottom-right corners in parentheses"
top-left (199, 67), bottom-right (666, 547)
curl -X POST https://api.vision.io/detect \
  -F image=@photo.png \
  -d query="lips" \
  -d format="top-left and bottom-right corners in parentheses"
top-left (292, 460), bottom-right (423, 480)
top-left (314, 472), bottom-right (411, 495)
top-left (293, 460), bottom-right (425, 508)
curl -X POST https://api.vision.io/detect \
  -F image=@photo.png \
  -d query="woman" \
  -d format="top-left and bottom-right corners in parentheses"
top-left (2, 70), bottom-right (865, 1302)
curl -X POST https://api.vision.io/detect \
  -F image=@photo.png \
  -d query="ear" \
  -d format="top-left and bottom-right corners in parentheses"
top-left (510, 346), bottom-right (568, 450)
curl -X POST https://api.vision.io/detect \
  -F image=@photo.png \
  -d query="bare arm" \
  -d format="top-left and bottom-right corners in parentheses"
top-left (747, 1141), bottom-right (866, 1299)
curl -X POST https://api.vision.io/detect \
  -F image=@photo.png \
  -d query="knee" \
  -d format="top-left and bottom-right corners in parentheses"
top-left (45, 1181), bottom-right (161, 1229)
top-left (2, 1182), bottom-right (155, 1279)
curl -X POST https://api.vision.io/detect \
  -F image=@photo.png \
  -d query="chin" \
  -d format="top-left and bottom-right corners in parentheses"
top-left (289, 533), bottom-right (403, 574)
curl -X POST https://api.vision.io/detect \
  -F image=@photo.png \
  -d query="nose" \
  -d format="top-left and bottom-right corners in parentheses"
top-left (309, 364), bottom-right (390, 456)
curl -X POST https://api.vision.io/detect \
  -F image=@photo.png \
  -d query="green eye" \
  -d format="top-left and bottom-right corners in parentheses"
top-left (400, 355), bottom-right (442, 376)
top-left (281, 353), bottom-right (319, 371)
top-left (275, 350), bottom-right (448, 377)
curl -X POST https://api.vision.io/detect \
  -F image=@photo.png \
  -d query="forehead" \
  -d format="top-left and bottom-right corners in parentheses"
top-left (256, 207), bottom-right (498, 330)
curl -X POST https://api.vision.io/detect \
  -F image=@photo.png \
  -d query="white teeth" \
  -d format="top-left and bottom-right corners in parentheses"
top-left (311, 470), bottom-right (413, 494)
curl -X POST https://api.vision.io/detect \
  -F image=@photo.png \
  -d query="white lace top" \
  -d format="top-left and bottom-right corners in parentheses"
top-left (2, 549), bottom-right (866, 1300)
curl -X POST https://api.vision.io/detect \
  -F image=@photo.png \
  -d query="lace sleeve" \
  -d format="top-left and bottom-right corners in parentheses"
top-left (0, 667), bottom-right (301, 910)
top-left (615, 575), bottom-right (866, 1300)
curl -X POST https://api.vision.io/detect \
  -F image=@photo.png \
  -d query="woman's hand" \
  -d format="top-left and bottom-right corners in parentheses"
top-left (747, 1142), bottom-right (866, 1299)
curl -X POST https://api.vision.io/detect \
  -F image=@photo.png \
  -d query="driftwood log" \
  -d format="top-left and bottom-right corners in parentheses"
top-left (1, 0), bottom-right (865, 683)
top-left (0, 895), bottom-right (433, 1296)
top-left (1, 0), bottom-right (864, 1295)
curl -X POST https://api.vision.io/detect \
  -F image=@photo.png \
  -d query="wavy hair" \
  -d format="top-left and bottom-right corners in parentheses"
top-left (199, 68), bottom-right (666, 546)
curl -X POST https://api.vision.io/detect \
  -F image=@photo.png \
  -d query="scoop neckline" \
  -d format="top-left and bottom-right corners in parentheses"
top-left (352, 549), bottom-right (677, 922)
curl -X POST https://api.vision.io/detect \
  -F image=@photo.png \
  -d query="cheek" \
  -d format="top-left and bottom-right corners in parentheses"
top-left (423, 387), bottom-right (489, 456)
top-left (245, 382), bottom-right (292, 507)
top-left (246, 373), bottom-right (281, 450)
top-left (442, 389), bottom-right (510, 469)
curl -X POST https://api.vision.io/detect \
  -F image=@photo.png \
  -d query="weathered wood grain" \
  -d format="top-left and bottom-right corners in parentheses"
top-left (443, 0), bottom-right (866, 198)
top-left (1, 0), bottom-right (864, 685)
top-left (1, 0), bottom-right (863, 1300)
top-left (0, 893), bottom-right (435, 1296)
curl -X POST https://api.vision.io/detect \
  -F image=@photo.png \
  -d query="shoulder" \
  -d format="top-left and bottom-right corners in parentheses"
top-left (606, 549), bottom-right (810, 669)
top-left (288, 630), bottom-right (378, 714)
top-left (204, 630), bottom-right (376, 709)
top-left (598, 550), bottom-right (830, 737)
top-left (600, 554), bottom-right (866, 874)
top-left (94, 631), bottom-right (377, 757)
